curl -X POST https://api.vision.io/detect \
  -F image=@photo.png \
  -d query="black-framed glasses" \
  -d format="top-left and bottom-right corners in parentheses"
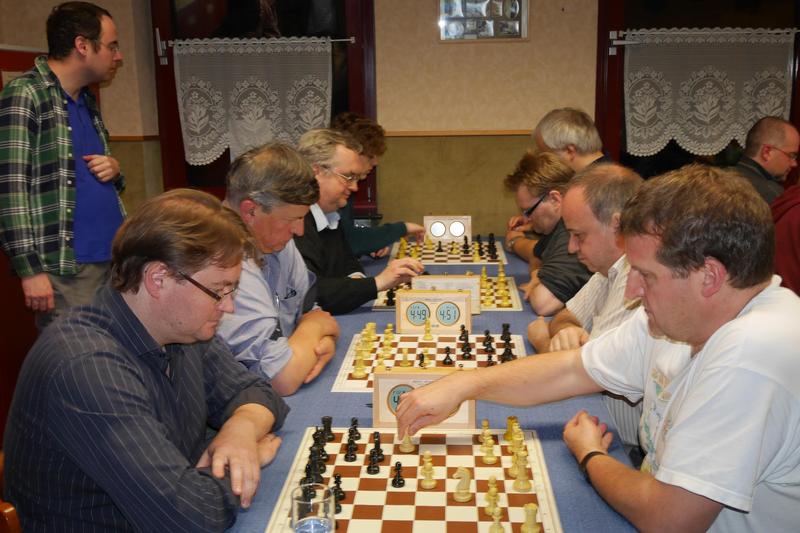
top-left (177, 271), bottom-right (238, 302)
top-left (522, 193), bottom-right (547, 218)
top-left (325, 166), bottom-right (366, 184)
top-left (766, 144), bottom-right (799, 161)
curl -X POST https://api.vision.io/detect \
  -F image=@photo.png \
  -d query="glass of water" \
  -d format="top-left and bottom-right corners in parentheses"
top-left (290, 483), bottom-right (334, 533)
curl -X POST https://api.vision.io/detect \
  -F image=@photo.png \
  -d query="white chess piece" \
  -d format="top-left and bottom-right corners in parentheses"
top-left (452, 466), bottom-right (473, 502)
top-left (521, 502), bottom-right (541, 533)
top-left (488, 505), bottom-right (505, 533)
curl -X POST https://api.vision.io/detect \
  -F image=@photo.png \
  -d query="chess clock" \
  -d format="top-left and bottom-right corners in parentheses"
top-left (423, 215), bottom-right (472, 242)
top-left (412, 274), bottom-right (482, 314)
top-left (395, 289), bottom-right (471, 334)
top-left (372, 367), bottom-right (476, 429)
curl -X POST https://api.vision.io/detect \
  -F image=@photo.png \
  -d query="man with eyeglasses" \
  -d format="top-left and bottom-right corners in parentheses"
top-left (0, 2), bottom-right (126, 330)
top-left (504, 151), bottom-right (591, 316)
top-left (217, 142), bottom-right (340, 396)
top-left (4, 189), bottom-right (289, 531)
top-left (734, 116), bottom-right (799, 204)
top-left (295, 129), bottom-right (424, 315)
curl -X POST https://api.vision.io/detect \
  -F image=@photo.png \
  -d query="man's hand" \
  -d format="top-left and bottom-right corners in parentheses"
top-left (305, 335), bottom-right (337, 383)
top-left (404, 222), bottom-right (425, 240)
top-left (562, 410), bottom-right (613, 463)
top-left (550, 326), bottom-right (590, 352)
top-left (298, 308), bottom-right (340, 339)
top-left (21, 272), bottom-right (55, 312)
top-left (396, 374), bottom-right (466, 438)
top-left (506, 216), bottom-right (532, 233)
top-left (369, 246), bottom-right (391, 259)
top-left (83, 154), bottom-right (120, 183)
top-left (256, 433), bottom-right (282, 467)
top-left (196, 406), bottom-right (270, 508)
top-left (374, 258), bottom-right (424, 291)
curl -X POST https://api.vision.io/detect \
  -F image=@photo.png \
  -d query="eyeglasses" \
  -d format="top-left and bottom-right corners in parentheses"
top-left (522, 193), bottom-right (547, 218)
top-left (766, 144), bottom-right (798, 161)
top-left (177, 271), bottom-right (238, 303)
top-left (95, 40), bottom-right (120, 54)
top-left (325, 166), bottom-right (366, 184)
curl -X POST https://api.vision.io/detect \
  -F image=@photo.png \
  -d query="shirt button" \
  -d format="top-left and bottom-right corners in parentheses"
top-left (67, 208), bottom-right (72, 213)
top-left (68, 152), bottom-right (73, 158)
top-left (67, 126), bottom-right (72, 131)
top-left (67, 180), bottom-right (73, 185)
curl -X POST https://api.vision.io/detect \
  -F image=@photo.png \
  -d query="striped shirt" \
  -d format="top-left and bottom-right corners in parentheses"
top-left (567, 254), bottom-right (643, 446)
top-left (3, 284), bottom-right (289, 532)
top-left (0, 56), bottom-right (125, 278)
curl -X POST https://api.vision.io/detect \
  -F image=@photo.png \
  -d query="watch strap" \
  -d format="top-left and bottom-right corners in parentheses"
top-left (579, 450), bottom-right (606, 482)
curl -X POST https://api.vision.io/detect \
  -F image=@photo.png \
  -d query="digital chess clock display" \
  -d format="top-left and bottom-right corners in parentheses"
top-left (436, 302), bottom-right (460, 325)
top-left (387, 384), bottom-right (413, 414)
top-left (405, 302), bottom-right (431, 325)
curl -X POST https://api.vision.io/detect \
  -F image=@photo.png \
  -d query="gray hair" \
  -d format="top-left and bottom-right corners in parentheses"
top-left (567, 163), bottom-right (643, 225)
top-left (298, 128), bottom-right (363, 168)
top-left (225, 142), bottom-right (319, 213)
top-left (533, 107), bottom-right (603, 155)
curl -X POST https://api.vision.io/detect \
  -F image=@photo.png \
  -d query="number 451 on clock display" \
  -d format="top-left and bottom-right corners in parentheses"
top-left (395, 289), bottom-right (471, 334)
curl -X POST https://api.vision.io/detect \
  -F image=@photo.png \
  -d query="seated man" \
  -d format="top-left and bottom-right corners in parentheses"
top-left (507, 107), bottom-right (611, 263)
top-left (295, 128), bottom-right (424, 315)
top-left (330, 112), bottom-right (424, 257)
top-left (218, 143), bottom-right (340, 395)
top-left (528, 162), bottom-right (643, 456)
top-left (504, 151), bottom-right (591, 316)
top-left (734, 116), bottom-right (799, 204)
top-left (399, 165), bottom-right (800, 531)
top-left (3, 189), bottom-right (289, 531)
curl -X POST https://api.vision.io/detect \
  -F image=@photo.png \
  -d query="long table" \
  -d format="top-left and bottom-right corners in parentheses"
top-left (229, 245), bottom-right (635, 532)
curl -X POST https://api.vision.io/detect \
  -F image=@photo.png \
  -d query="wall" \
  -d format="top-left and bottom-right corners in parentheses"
top-left (374, 0), bottom-right (598, 234)
top-left (0, 0), bottom-right (162, 212)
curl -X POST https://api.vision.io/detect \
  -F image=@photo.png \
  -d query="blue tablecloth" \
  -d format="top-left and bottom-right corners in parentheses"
top-left (229, 245), bottom-right (634, 532)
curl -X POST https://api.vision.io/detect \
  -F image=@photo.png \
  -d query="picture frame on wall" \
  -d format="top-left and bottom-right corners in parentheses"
top-left (439, 0), bottom-right (528, 41)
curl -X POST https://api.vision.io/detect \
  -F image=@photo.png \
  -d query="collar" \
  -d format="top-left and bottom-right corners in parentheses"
top-left (606, 253), bottom-right (628, 281)
top-left (93, 283), bottom-right (164, 358)
top-left (737, 156), bottom-right (778, 182)
top-left (310, 203), bottom-right (340, 231)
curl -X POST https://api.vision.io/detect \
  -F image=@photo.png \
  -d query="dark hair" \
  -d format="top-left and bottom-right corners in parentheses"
top-left (744, 116), bottom-right (795, 158)
top-left (568, 163), bottom-right (643, 225)
top-left (503, 150), bottom-right (574, 195)
top-left (47, 2), bottom-right (111, 59)
top-left (330, 112), bottom-right (387, 158)
top-left (225, 142), bottom-right (319, 211)
top-left (620, 164), bottom-right (774, 288)
top-left (111, 189), bottom-right (254, 293)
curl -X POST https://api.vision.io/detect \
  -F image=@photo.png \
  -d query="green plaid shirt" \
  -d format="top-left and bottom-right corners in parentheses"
top-left (0, 56), bottom-right (125, 278)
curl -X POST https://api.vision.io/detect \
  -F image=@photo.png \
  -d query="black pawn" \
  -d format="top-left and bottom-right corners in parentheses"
top-left (386, 288), bottom-right (395, 306)
top-left (487, 353), bottom-right (495, 366)
top-left (436, 240), bottom-right (443, 252)
top-left (483, 330), bottom-right (494, 344)
top-left (372, 431), bottom-right (384, 462)
top-left (488, 232), bottom-right (496, 244)
top-left (344, 439), bottom-right (357, 462)
top-left (391, 461), bottom-right (405, 488)
top-left (442, 347), bottom-right (454, 365)
top-left (366, 449), bottom-right (380, 475)
top-left (461, 342), bottom-right (472, 360)
top-left (418, 352), bottom-right (426, 368)
top-left (501, 344), bottom-right (515, 363)
top-left (349, 418), bottom-right (361, 440)
top-left (321, 416), bottom-right (334, 441)
top-left (333, 473), bottom-right (345, 501)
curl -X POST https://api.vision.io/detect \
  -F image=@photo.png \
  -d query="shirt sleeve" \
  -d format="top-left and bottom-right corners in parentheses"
top-left (0, 80), bottom-right (43, 277)
top-left (565, 272), bottom-right (602, 330)
top-left (535, 226), bottom-right (591, 304)
top-left (216, 259), bottom-right (294, 380)
top-left (47, 350), bottom-right (242, 531)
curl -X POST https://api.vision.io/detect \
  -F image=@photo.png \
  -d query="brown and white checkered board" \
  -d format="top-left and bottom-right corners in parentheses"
top-left (332, 333), bottom-right (527, 393)
top-left (265, 427), bottom-right (563, 533)
top-left (373, 278), bottom-right (522, 312)
top-left (389, 242), bottom-right (508, 265)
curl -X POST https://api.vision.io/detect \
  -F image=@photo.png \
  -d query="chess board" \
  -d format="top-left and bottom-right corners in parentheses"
top-left (389, 241), bottom-right (509, 265)
top-left (332, 332), bottom-right (527, 393)
top-left (265, 426), bottom-right (563, 533)
top-left (373, 277), bottom-right (523, 312)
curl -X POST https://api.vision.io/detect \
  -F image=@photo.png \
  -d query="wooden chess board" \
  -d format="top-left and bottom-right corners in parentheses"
top-left (332, 332), bottom-right (527, 393)
top-left (265, 426), bottom-right (563, 533)
top-left (389, 241), bottom-right (509, 265)
top-left (373, 277), bottom-right (523, 312)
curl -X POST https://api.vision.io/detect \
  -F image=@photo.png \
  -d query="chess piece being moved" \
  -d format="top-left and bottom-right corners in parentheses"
top-left (399, 433), bottom-right (414, 453)
top-left (452, 466), bottom-right (473, 502)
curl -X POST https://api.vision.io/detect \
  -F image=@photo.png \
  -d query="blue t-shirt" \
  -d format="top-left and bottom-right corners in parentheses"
top-left (66, 90), bottom-right (123, 263)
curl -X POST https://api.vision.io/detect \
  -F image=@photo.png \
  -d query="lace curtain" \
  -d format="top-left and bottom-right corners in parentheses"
top-left (624, 28), bottom-right (795, 156)
top-left (173, 37), bottom-right (332, 165)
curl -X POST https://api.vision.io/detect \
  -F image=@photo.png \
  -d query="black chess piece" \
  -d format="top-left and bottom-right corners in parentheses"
top-left (313, 432), bottom-right (329, 462)
top-left (333, 473), bottom-right (346, 501)
top-left (372, 431), bottom-right (384, 462)
top-left (461, 342), bottom-right (472, 360)
top-left (418, 352), bottom-right (426, 368)
top-left (488, 232), bottom-right (496, 244)
top-left (436, 240), bottom-right (443, 253)
top-left (458, 325), bottom-right (469, 343)
top-left (442, 346), bottom-right (454, 365)
top-left (501, 344), bottom-right (515, 363)
top-left (309, 446), bottom-right (326, 474)
top-left (476, 234), bottom-right (482, 244)
top-left (487, 353), bottom-right (495, 366)
top-left (366, 449), bottom-right (380, 475)
top-left (501, 323), bottom-right (511, 341)
top-left (321, 416), bottom-right (335, 441)
top-left (349, 418), bottom-right (361, 440)
top-left (344, 438), bottom-right (357, 462)
top-left (391, 461), bottom-right (405, 488)
top-left (483, 330), bottom-right (494, 344)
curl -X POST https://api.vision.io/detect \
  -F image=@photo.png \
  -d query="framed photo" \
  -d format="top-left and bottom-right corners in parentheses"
top-left (439, 0), bottom-right (528, 42)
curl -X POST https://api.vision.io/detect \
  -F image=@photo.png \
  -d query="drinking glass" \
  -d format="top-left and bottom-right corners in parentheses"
top-left (290, 483), bottom-right (334, 533)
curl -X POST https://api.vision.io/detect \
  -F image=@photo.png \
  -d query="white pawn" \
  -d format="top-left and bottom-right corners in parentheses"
top-left (423, 318), bottom-right (433, 340)
top-left (420, 451), bottom-right (437, 489)
top-left (398, 347), bottom-right (412, 367)
top-left (352, 353), bottom-right (367, 379)
top-left (513, 449), bottom-right (532, 492)
top-left (488, 505), bottom-right (505, 533)
top-left (484, 485), bottom-right (499, 516)
top-left (481, 434), bottom-right (498, 465)
top-left (521, 503), bottom-right (541, 533)
top-left (479, 419), bottom-right (490, 442)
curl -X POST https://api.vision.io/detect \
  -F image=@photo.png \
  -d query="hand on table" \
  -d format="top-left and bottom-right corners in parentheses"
top-left (550, 326), bottom-right (590, 352)
top-left (562, 410), bottom-right (613, 463)
top-left (256, 433), bottom-right (282, 468)
top-left (83, 154), bottom-right (120, 183)
top-left (305, 335), bottom-right (337, 384)
top-left (21, 272), bottom-right (55, 312)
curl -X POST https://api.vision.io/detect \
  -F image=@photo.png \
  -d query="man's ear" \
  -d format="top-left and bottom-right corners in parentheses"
top-left (74, 35), bottom-right (91, 58)
top-left (143, 262), bottom-right (170, 299)
top-left (239, 198), bottom-right (259, 223)
top-left (610, 212), bottom-right (622, 233)
top-left (700, 256), bottom-right (727, 298)
top-left (548, 189), bottom-right (563, 208)
top-left (564, 144), bottom-right (578, 160)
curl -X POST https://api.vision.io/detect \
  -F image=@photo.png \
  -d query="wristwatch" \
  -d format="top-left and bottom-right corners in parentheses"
top-left (505, 236), bottom-right (523, 252)
top-left (578, 450), bottom-right (606, 482)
